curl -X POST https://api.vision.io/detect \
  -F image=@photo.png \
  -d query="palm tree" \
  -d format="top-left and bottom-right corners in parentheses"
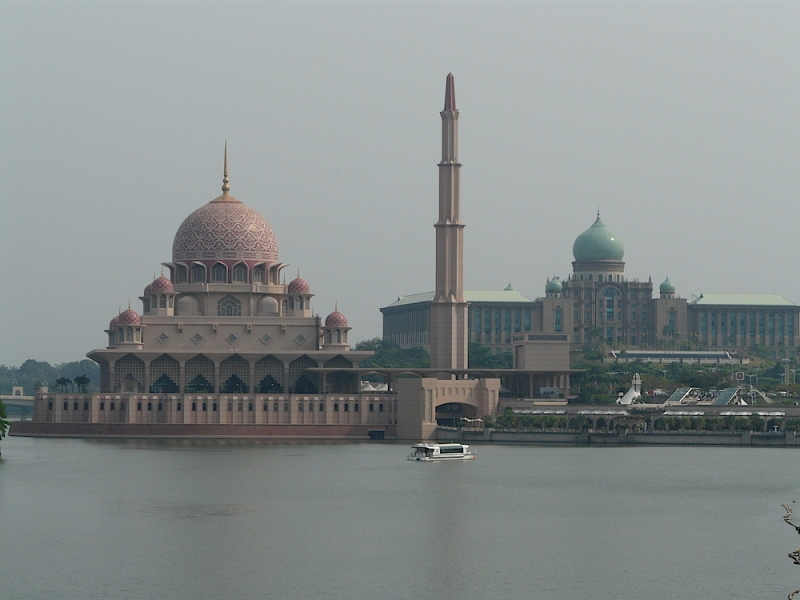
top-left (55, 377), bottom-right (72, 393)
top-left (74, 375), bottom-right (91, 393)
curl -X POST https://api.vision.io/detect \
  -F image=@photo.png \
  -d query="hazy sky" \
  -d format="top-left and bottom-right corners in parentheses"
top-left (2, 1), bottom-right (799, 367)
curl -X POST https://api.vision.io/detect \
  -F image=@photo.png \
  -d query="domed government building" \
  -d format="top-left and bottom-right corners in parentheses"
top-left (383, 211), bottom-right (798, 361)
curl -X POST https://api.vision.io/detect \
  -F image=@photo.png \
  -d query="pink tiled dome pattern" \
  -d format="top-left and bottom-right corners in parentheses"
top-left (144, 276), bottom-right (174, 294)
top-left (109, 315), bottom-right (120, 328)
top-left (325, 311), bottom-right (348, 327)
top-left (288, 276), bottom-right (310, 294)
top-left (116, 308), bottom-right (141, 326)
top-left (172, 196), bottom-right (278, 262)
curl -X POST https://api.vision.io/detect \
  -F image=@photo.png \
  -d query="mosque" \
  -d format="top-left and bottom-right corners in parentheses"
top-left (27, 149), bottom-right (398, 434)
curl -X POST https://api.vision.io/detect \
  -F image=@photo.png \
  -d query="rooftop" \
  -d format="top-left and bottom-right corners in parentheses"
top-left (690, 294), bottom-right (796, 307)
top-left (383, 289), bottom-right (535, 309)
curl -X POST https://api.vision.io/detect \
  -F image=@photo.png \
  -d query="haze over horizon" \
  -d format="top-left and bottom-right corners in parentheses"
top-left (2, 1), bottom-right (799, 367)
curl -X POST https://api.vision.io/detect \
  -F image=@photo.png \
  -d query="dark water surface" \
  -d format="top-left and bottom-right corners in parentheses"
top-left (1, 437), bottom-right (799, 600)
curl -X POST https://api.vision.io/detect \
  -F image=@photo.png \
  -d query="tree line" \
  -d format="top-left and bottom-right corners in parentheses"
top-left (0, 359), bottom-right (100, 395)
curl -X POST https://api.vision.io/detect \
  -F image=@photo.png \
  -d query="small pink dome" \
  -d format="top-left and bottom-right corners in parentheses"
top-left (109, 314), bottom-right (120, 328)
top-left (288, 276), bottom-right (310, 294)
top-left (144, 276), bottom-right (175, 294)
top-left (325, 310), bottom-right (348, 328)
top-left (116, 308), bottom-right (141, 326)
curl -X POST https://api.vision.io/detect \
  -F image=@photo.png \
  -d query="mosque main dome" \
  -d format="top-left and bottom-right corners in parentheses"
top-left (172, 160), bottom-right (278, 263)
top-left (572, 215), bottom-right (624, 262)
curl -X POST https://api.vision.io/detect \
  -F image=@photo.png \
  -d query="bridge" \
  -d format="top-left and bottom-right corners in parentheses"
top-left (1, 387), bottom-right (34, 419)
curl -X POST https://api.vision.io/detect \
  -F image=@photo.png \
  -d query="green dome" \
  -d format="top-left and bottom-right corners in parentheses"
top-left (546, 277), bottom-right (563, 293)
top-left (660, 277), bottom-right (676, 294)
top-left (572, 216), bottom-right (624, 261)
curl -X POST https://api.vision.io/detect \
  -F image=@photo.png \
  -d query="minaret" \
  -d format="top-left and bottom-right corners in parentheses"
top-left (429, 73), bottom-right (468, 371)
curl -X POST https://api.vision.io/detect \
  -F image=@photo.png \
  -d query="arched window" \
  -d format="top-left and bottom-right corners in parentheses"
top-left (137, 402), bottom-right (142, 411)
top-left (248, 403), bottom-right (253, 411)
top-left (334, 330), bottom-right (341, 343)
top-left (598, 274), bottom-right (603, 282)
top-left (319, 403), bottom-right (324, 412)
top-left (126, 328), bottom-right (133, 342)
top-left (160, 295), bottom-right (166, 308)
top-left (168, 296), bottom-right (174, 308)
top-left (288, 296), bottom-right (295, 310)
top-left (238, 402), bottom-right (243, 411)
top-left (283, 402), bottom-right (288, 411)
top-left (369, 403), bottom-right (374, 412)
top-left (211, 263), bottom-right (227, 282)
top-left (334, 403), bottom-right (339, 412)
top-left (110, 402), bottom-right (115, 411)
top-left (298, 297), bottom-right (304, 310)
top-left (147, 402), bottom-right (152, 411)
top-left (554, 308), bottom-right (563, 332)
top-left (603, 288), bottom-right (620, 321)
top-left (100, 401), bottom-right (105, 410)
top-left (212, 403), bottom-right (217, 411)
top-left (344, 403), bottom-right (349, 412)
top-left (298, 402), bottom-right (303, 411)
top-left (282, 300), bottom-right (288, 314)
top-left (73, 402), bottom-right (78, 410)
top-left (263, 402), bottom-right (268, 411)
top-left (354, 403), bottom-right (359, 412)
top-left (192, 263), bottom-right (206, 283)
top-left (232, 263), bottom-right (248, 282)
top-left (157, 402), bottom-right (163, 411)
top-left (152, 296), bottom-right (157, 308)
top-left (325, 330), bottom-right (332, 343)
top-left (579, 274), bottom-right (584, 281)
top-left (253, 264), bottom-right (265, 284)
top-left (588, 274), bottom-right (593, 282)
top-left (202, 402), bottom-right (207, 411)
top-left (273, 402), bottom-right (278, 411)
top-left (63, 401), bottom-right (68, 410)
top-left (143, 299), bottom-right (150, 313)
top-left (48, 401), bottom-right (53, 410)
top-left (379, 404), bottom-right (384, 412)
top-left (121, 402), bottom-right (126, 411)
top-left (308, 403), bottom-right (313, 412)
top-left (176, 264), bottom-right (188, 283)
top-left (177, 402), bottom-right (182, 411)
top-left (228, 402), bottom-right (232, 411)
top-left (217, 295), bottom-right (241, 317)
top-left (191, 402), bottom-right (197, 411)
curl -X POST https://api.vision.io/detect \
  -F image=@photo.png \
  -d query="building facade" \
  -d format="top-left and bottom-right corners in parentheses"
top-left (33, 153), bottom-right (397, 429)
top-left (382, 213), bottom-right (799, 360)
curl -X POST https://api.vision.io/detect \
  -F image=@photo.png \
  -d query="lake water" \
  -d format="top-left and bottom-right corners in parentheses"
top-left (1, 437), bottom-right (800, 600)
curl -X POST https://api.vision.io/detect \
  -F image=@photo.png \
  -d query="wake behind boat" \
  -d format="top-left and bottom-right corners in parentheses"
top-left (407, 443), bottom-right (476, 461)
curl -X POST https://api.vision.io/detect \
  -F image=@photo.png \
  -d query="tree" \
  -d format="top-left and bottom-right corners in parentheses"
top-left (468, 342), bottom-right (512, 369)
top-left (0, 399), bottom-right (9, 438)
top-left (55, 377), bottom-right (72, 392)
top-left (74, 374), bottom-right (91, 393)
top-left (356, 339), bottom-right (430, 369)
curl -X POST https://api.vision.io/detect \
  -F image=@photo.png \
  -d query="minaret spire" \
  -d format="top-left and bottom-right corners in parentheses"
top-left (221, 142), bottom-right (230, 195)
top-left (429, 73), bottom-right (468, 371)
top-left (444, 72), bottom-right (456, 111)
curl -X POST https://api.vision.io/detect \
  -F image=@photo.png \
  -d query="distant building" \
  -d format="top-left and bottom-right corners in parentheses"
top-left (383, 213), bottom-right (798, 360)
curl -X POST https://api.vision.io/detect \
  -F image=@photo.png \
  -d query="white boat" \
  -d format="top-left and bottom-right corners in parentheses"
top-left (407, 443), bottom-right (476, 461)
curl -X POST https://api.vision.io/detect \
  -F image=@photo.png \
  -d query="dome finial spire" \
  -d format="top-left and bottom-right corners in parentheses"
top-left (221, 142), bottom-right (230, 195)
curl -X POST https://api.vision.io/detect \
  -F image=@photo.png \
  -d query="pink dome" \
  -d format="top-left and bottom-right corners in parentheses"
top-left (109, 314), bottom-right (120, 328)
top-left (172, 195), bottom-right (278, 263)
top-left (288, 276), bottom-right (310, 294)
top-left (116, 308), bottom-right (141, 326)
top-left (325, 310), bottom-right (348, 328)
top-left (144, 276), bottom-right (174, 294)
